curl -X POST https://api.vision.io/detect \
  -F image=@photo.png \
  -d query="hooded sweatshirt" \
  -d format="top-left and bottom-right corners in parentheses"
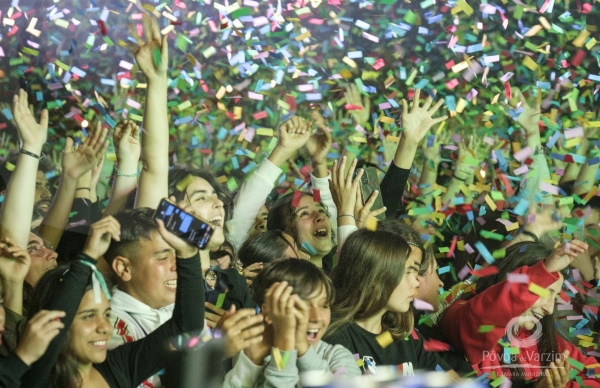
top-left (223, 340), bottom-right (361, 388)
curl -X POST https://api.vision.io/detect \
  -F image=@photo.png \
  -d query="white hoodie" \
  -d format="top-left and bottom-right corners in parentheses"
top-left (109, 287), bottom-right (211, 388)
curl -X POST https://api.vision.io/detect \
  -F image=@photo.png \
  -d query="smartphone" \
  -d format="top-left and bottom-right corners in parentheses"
top-left (153, 199), bottom-right (214, 249)
top-left (359, 167), bottom-right (386, 221)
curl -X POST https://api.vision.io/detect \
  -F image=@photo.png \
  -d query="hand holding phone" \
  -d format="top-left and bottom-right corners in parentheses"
top-left (358, 167), bottom-right (386, 221)
top-left (154, 198), bottom-right (214, 253)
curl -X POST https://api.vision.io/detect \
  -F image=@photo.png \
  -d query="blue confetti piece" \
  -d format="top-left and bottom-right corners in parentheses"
top-left (438, 265), bottom-right (450, 275)
top-left (2, 108), bottom-right (13, 121)
top-left (474, 241), bottom-right (495, 264)
top-left (231, 157), bottom-right (239, 170)
top-left (241, 161), bottom-right (257, 174)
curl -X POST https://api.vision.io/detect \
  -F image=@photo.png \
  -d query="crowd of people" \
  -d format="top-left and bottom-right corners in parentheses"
top-left (0, 16), bottom-right (599, 388)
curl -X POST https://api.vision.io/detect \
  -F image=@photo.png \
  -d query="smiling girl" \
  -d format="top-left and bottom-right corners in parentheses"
top-left (222, 258), bottom-right (360, 387)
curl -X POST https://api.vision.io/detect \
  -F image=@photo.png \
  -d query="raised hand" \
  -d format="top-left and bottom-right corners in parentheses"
top-left (133, 16), bottom-right (168, 80)
top-left (422, 133), bottom-right (442, 164)
top-left (354, 187), bottom-right (386, 225)
top-left (329, 156), bottom-right (362, 225)
top-left (534, 350), bottom-right (570, 388)
top-left (305, 125), bottom-right (333, 166)
top-left (82, 216), bottom-right (121, 260)
top-left (220, 306), bottom-right (265, 357)
top-left (62, 122), bottom-right (109, 181)
top-left (544, 240), bottom-right (588, 274)
top-left (292, 297), bottom-right (310, 357)
top-left (401, 89), bottom-right (447, 144)
top-left (12, 89), bottom-right (48, 152)
top-left (113, 119), bottom-right (141, 170)
top-left (0, 237), bottom-right (31, 286)
top-left (344, 84), bottom-right (371, 127)
top-left (278, 116), bottom-right (312, 154)
top-left (15, 310), bottom-right (66, 366)
top-left (265, 281), bottom-right (298, 351)
top-left (509, 87), bottom-right (541, 136)
top-left (90, 154), bottom-right (105, 196)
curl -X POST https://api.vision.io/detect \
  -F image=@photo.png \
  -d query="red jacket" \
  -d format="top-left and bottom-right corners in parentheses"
top-left (441, 260), bottom-right (600, 386)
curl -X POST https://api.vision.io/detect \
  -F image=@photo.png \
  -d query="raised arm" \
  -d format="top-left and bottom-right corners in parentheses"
top-left (134, 16), bottom-right (169, 209)
top-left (37, 123), bottom-right (108, 248)
top-left (0, 237), bottom-right (30, 315)
top-left (381, 89), bottom-right (447, 217)
top-left (573, 131), bottom-right (599, 195)
top-left (418, 134), bottom-right (442, 206)
top-left (226, 116), bottom-right (311, 251)
top-left (104, 120), bottom-right (141, 215)
top-left (0, 89), bottom-right (48, 248)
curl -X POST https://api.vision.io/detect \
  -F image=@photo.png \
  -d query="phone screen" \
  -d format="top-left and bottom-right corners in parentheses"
top-left (154, 199), bottom-right (214, 249)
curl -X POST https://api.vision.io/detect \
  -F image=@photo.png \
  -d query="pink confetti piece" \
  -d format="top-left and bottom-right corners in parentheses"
top-left (507, 273), bottom-right (529, 283)
top-left (564, 127), bottom-right (584, 139)
top-left (513, 146), bottom-right (533, 162)
top-left (413, 298), bottom-right (434, 311)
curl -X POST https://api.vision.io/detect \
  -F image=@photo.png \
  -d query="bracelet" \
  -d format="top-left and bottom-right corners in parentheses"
top-left (76, 188), bottom-right (90, 191)
top-left (19, 149), bottom-right (40, 159)
top-left (452, 174), bottom-right (466, 181)
top-left (338, 214), bottom-right (361, 223)
top-left (521, 230), bottom-right (539, 243)
top-left (115, 167), bottom-right (138, 177)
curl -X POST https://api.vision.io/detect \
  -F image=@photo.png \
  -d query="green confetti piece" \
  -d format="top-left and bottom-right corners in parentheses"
top-left (480, 230), bottom-right (505, 241)
top-left (568, 357), bottom-right (584, 371)
top-left (281, 350), bottom-right (291, 368)
top-left (215, 293), bottom-right (226, 308)
top-left (478, 325), bottom-right (495, 333)
top-left (152, 47), bottom-right (162, 67)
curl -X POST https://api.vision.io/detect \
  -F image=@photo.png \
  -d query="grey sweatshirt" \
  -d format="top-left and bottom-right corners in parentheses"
top-left (223, 340), bottom-right (361, 388)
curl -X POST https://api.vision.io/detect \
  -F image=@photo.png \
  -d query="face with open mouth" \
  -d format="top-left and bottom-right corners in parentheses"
top-left (34, 170), bottom-right (52, 213)
top-left (185, 176), bottom-right (226, 250)
top-left (69, 290), bottom-right (112, 365)
top-left (304, 286), bottom-right (331, 348)
top-left (294, 196), bottom-right (333, 258)
top-left (520, 274), bottom-right (563, 330)
top-left (122, 231), bottom-right (178, 309)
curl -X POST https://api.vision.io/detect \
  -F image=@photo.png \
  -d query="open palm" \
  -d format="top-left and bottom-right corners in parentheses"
top-left (401, 89), bottom-right (447, 144)
top-left (134, 16), bottom-right (168, 80)
top-left (62, 124), bottom-right (109, 181)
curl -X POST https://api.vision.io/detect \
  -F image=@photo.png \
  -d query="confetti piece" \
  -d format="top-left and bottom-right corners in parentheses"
top-left (376, 331), bottom-right (394, 348)
top-left (176, 174), bottom-right (194, 192)
top-left (528, 282), bottom-right (551, 299)
top-left (413, 298), bottom-right (434, 311)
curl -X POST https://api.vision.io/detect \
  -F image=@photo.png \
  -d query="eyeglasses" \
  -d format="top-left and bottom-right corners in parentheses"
top-left (27, 241), bottom-right (54, 257)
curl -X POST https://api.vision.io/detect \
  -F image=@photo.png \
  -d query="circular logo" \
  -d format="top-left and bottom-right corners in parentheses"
top-left (505, 316), bottom-right (542, 348)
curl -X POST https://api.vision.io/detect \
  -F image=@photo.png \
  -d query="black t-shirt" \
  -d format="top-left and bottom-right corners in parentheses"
top-left (324, 322), bottom-right (452, 375)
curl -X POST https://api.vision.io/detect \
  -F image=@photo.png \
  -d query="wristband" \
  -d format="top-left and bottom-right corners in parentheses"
top-left (115, 167), bottom-right (138, 177)
top-left (76, 188), bottom-right (90, 191)
top-left (452, 174), bottom-right (466, 181)
top-left (338, 214), bottom-right (361, 223)
top-left (19, 149), bottom-right (40, 160)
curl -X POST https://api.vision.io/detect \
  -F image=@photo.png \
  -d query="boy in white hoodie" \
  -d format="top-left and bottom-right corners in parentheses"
top-left (222, 259), bottom-right (360, 388)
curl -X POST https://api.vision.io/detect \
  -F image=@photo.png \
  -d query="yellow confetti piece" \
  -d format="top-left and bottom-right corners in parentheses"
top-left (528, 282), bottom-right (550, 299)
top-left (405, 69), bottom-right (418, 85)
top-left (484, 194), bottom-right (498, 211)
top-left (54, 19), bottom-right (70, 29)
top-left (256, 128), bottom-right (274, 136)
top-left (202, 46), bottom-right (216, 59)
top-left (272, 347), bottom-right (284, 371)
top-left (459, 183), bottom-right (472, 196)
top-left (455, 98), bottom-right (466, 113)
top-left (215, 85), bottom-right (227, 100)
top-left (584, 121), bottom-right (600, 128)
top-left (295, 31), bottom-right (312, 41)
top-left (385, 135), bottom-right (399, 142)
top-left (217, 175), bottom-right (228, 184)
top-left (525, 25), bottom-right (543, 37)
top-left (456, 0), bottom-right (474, 16)
top-left (365, 215), bottom-right (378, 231)
top-left (585, 38), bottom-right (597, 50)
top-left (451, 61), bottom-right (469, 73)
top-left (5, 162), bottom-right (15, 172)
top-left (572, 30), bottom-right (590, 48)
top-left (342, 56), bottom-right (357, 68)
top-left (176, 174), bottom-right (194, 192)
top-left (379, 116), bottom-right (395, 124)
top-left (375, 330), bottom-right (394, 348)
top-left (522, 56), bottom-right (539, 71)
top-left (356, 359), bottom-right (364, 367)
top-left (177, 100), bottom-right (192, 111)
top-left (351, 136), bottom-right (367, 143)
